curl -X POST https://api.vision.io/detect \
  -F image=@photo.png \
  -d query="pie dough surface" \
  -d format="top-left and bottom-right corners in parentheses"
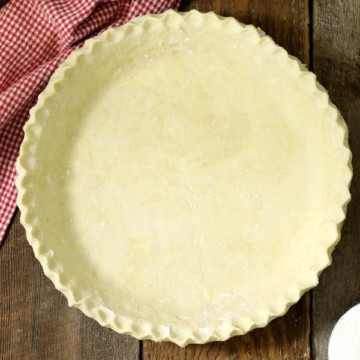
top-left (17, 10), bottom-right (351, 345)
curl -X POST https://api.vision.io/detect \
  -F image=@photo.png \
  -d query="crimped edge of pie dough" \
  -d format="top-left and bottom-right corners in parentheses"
top-left (16, 10), bottom-right (352, 346)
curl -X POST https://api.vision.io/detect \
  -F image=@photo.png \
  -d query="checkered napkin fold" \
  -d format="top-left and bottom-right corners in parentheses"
top-left (0, 0), bottom-right (180, 245)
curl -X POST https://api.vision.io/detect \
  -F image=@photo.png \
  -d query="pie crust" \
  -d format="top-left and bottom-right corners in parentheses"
top-left (16, 10), bottom-right (352, 346)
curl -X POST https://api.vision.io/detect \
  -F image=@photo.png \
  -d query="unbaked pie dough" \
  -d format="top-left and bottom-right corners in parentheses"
top-left (17, 10), bottom-right (352, 346)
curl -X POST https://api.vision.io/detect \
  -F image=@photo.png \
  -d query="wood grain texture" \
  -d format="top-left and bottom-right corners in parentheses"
top-left (6, 0), bottom-right (359, 359)
top-left (311, 1), bottom-right (360, 359)
top-left (144, 1), bottom-right (311, 358)
top-left (0, 213), bottom-right (139, 360)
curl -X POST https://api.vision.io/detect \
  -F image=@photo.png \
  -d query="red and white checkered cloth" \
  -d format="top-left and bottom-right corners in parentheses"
top-left (0, 0), bottom-right (180, 245)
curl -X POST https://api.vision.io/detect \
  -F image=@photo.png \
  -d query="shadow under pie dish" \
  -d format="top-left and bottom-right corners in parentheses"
top-left (16, 10), bottom-right (352, 346)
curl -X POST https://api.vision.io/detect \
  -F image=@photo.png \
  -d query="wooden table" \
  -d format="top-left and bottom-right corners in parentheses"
top-left (1, 1), bottom-right (359, 359)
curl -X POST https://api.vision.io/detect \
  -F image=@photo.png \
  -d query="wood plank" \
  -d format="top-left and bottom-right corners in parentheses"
top-left (0, 213), bottom-right (140, 360)
top-left (311, 1), bottom-right (360, 359)
top-left (144, 0), bottom-right (311, 358)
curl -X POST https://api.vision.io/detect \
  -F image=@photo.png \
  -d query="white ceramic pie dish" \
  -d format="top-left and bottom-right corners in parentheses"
top-left (16, 10), bottom-right (352, 346)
